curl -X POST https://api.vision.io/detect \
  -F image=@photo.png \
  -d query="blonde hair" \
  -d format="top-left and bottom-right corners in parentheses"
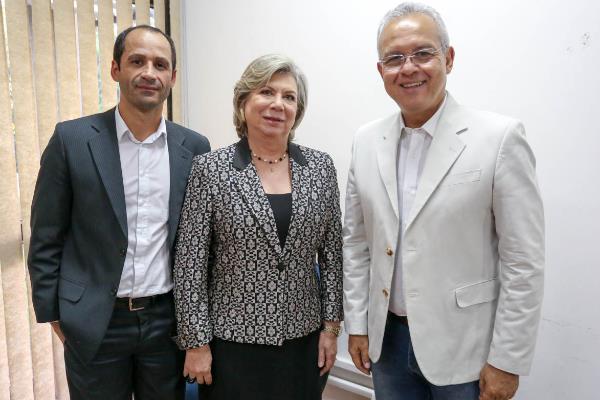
top-left (233, 54), bottom-right (308, 140)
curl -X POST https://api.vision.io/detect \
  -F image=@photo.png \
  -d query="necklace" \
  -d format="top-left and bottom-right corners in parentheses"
top-left (249, 147), bottom-right (288, 173)
top-left (250, 149), bottom-right (288, 164)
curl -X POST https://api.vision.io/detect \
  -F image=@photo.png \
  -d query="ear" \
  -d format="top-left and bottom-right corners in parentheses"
top-left (110, 59), bottom-right (120, 82)
top-left (445, 46), bottom-right (455, 74)
top-left (377, 62), bottom-right (384, 79)
top-left (170, 68), bottom-right (177, 87)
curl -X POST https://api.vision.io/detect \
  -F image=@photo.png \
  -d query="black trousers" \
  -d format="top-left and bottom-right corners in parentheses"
top-left (199, 330), bottom-right (322, 400)
top-left (64, 293), bottom-right (185, 400)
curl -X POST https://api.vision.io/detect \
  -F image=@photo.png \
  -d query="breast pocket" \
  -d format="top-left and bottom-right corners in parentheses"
top-left (442, 169), bottom-right (482, 187)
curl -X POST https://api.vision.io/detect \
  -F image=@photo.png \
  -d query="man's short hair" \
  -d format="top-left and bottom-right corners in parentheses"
top-left (113, 25), bottom-right (177, 71)
top-left (377, 2), bottom-right (450, 58)
top-left (233, 54), bottom-right (308, 140)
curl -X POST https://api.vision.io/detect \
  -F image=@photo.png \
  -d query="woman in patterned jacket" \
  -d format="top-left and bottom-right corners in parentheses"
top-left (173, 54), bottom-right (344, 400)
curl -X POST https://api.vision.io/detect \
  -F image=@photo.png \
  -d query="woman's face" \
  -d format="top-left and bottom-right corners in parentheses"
top-left (243, 72), bottom-right (298, 141)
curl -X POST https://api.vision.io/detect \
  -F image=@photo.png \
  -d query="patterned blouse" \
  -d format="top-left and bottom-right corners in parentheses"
top-left (174, 138), bottom-right (343, 349)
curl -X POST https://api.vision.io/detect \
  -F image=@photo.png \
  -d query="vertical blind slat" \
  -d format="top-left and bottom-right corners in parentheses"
top-left (77, 0), bottom-right (101, 116)
top-left (153, 0), bottom-right (168, 118)
top-left (53, 0), bottom-right (82, 120)
top-left (136, 0), bottom-right (150, 25)
top-left (170, 0), bottom-right (182, 123)
top-left (0, 6), bottom-right (15, 396)
top-left (117, 0), bottom-right (133, 34)
top-left (0, 262), bottom-right (10, 400)
top-left (31, 0), bottom-right (59, 150)
top-left (154, 0), bottom-right (166, 32)
top-left (98, 0), bottom-right (118, 111)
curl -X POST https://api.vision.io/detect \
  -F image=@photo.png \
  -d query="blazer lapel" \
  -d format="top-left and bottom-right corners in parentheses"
top-left (166, 123), bottom-right (193, 248)
top-left (231, 138), bottom-right (283, 256)
top-left (404, 97), bottom-right (467, 231)
top-left (281, 143), bottom-right (309, 258)
top-left (88, 109), bottom-right (127, 238)
top-left (376, 114), bottom-right (402, 218)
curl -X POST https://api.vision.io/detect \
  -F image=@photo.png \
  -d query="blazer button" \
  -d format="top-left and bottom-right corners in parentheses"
top-left (110, 287), bottom-right (117, 296)
top-left (277, 262), bottom-right (285, 272)
top-left (382, 288), bottom-right (389, 298)
top-left (386, 247), bottom-right (393, 256)
top-left (119, 248), bottom-right (127, 257)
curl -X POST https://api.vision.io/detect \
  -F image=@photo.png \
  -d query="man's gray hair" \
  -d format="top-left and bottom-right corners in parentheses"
top-left (377, 2), bottom-right (450, 58)
top-left (233, 54), bottom-right (308, 140)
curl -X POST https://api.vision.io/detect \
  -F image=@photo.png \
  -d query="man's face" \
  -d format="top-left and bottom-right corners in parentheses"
top-left (111, 29), bottom-right (176, 112)
top-left (377, 13), bottom-right (454, 127)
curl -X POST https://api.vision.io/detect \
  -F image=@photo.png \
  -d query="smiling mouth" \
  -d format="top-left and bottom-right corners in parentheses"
top-left (400, 81), bottom-right (425, 88)
top-left (264, 116), bottom-right (284, 122)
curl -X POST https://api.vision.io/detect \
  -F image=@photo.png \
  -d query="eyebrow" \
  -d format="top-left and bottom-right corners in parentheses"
top-left (263, 84), bottom-right (297, 95)
top-left (385, 44), bottom-right (437, 55)
top-left (127, 53), bottom-right (170, 65)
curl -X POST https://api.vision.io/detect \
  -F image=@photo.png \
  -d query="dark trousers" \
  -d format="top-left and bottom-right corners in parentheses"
top-left (64, 293), bottom-right (185, 400)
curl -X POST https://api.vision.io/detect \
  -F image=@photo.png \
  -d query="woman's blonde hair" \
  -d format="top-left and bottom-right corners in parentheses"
top-left (233, 54), bottom-right (308, 140)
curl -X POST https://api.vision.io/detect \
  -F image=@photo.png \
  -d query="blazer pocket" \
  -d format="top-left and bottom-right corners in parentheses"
top-left (58, 277), bottom-right (86, 303)
top-left (455, 277), bottom-right (499, 308)
top-left (442, 169), bottom-right (482, 186)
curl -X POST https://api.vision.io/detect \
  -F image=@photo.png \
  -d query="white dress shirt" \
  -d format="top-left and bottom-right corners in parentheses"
top-left (115, 107), bottom-right (171, 298)
top-left (389, 96), bottom-right (447, 316)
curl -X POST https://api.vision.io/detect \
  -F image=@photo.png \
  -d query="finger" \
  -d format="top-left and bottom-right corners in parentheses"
top-left (318, 345), bottom-right (325, 368)
top-left (324, 354), bottom-right (335, 373)
top-left (349, 351), bottom-right (368, 374)
top-left (204, 371), bottom-right (213, 386)
top-left (360, 348), bottom-right (371, 371)
top-left (320, 350), bottom-right (334, 376)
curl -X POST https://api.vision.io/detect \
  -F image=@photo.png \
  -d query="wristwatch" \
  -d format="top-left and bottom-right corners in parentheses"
top-left (322, 325), bottom-right (342, 337)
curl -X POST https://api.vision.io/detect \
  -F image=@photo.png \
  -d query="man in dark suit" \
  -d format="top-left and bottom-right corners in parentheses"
top-left (27, 25), bottom-right (210, 400)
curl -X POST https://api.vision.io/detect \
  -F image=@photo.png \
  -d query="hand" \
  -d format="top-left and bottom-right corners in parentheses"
top-left (183, 345), bottom-right (213, 385)
top-left (318, 326), bottom-right (338, 376)
top-left (479, 363), bottom-right (519, 400)
top-left (50, 321), bottom-right (65, 343)
top-left (348, 334), bottom-right (370, 375)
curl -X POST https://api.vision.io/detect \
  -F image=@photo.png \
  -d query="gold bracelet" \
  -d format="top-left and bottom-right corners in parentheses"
top-left (322, 325), bottom-right (342, 337)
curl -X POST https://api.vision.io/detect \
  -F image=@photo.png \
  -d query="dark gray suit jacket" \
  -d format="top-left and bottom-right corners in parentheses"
top-left (27, 108), bottom-right (210, 363)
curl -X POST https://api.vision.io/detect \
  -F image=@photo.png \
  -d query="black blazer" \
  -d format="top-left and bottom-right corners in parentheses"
top-left (27, 108), bottom-right (210, 363)
top-left (174, 138), bottom-right (343, 349)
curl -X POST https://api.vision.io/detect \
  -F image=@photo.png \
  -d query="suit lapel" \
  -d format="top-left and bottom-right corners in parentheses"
top-left (166, 123), bottom-right (193, 247)
top-left (376, 114), bottom-right (402, 218)
top-left (231, 139), bottom-right (283, 256)
top-left (281, 143), bottom-right (309, 258)
top-left (404, 97), bottom-right (467, 231)
top-left (88, 109), bottom-right (127, 238)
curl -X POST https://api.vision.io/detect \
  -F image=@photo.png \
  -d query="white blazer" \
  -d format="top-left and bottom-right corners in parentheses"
top-left (342, 95), bottom-right (544, 385)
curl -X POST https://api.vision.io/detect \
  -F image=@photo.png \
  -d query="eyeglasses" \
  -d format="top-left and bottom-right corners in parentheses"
top-left (379, 48), bottom-right (441, 70)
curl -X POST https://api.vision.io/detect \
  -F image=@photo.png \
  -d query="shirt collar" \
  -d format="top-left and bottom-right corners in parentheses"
top-left (400, 92), bottom-right (448, 137)
top-left (115, 105), bottom-right (167, 144)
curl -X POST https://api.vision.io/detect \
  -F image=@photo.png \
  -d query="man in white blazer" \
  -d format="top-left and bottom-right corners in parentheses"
top-left (342, 3), bottom-right (544, 400)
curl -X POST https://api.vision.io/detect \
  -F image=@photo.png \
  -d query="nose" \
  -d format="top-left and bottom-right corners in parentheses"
top-left (399, 56), bottom-right (419, 74)
top-left (270, 94), bottom-right (284, 110)
top-left (140, 62), bottom-right (157, 80)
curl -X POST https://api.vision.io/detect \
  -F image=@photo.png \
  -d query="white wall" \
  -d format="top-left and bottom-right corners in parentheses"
top-left (182, 1), bottom-right (600, 398)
